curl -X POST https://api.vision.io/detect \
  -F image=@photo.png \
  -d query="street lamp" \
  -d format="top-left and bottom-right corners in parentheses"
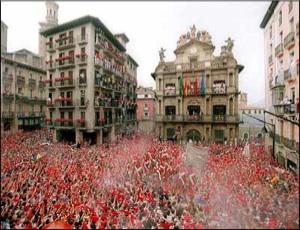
top-left (262, 112), bottom-right (276, 160)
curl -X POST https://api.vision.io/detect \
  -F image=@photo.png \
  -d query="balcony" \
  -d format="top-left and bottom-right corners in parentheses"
top-left (284, 32), bottom-right (295, 49)
top-left (28, 79), bottom-right (37, 89)
top-left (275, 43), bottom-right (284, 57)
top-left (55, 77), bottom-right (74, 89)
top-left (94, 56), bottom-right (103, 69)
top-left (268, 55), bottom-right (273, 65)
top-left (39, 80), bottom-right (46, 89)
top-left (46, 100), bottom-right (55, 108)
top-left (46, 42), bottom-right (55, 52)
top-left (156, 114), bottom-right (183, 122)
top-left (57, 58), bottom-right (75, 70)
top-left (213, 114), bottom-right (226, 122)
top-left (183, 114), bottom-right (202, 122)
top-left (1, 112), bottom-right (14, 120)
top-left (55, 37), bottom-right (75, 50)
top-left (283, 137), bottom-right (297, 151)
top-left (164, 89), bottom-right (177, 97)
top-left (45, 118), bottom-right (54, 126)
top-left (284, 69), bottom-right (296, 82)
top-left (54, 119), bottom-right (74, 128)
top-left (16, 75), bottom-right (25, 86)
top-left (76, 118), bottom-right (86, 128)
top-left (2, 93), bottom-right (14, 103)
top-left (2, 73), bottom-right (13, 85)
top-left (46, 61), bottom-right (56, 71)
top-left (77, 34), bottom-right (88, 45)
top-left (76, 53), bottom-right (88, 66)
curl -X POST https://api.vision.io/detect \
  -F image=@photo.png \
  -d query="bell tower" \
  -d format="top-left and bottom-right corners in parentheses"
top-left (39, 1), bottom-right (59, 64)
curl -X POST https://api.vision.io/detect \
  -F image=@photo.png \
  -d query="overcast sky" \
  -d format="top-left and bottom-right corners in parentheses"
top-left (1, 1), bottom-right (270, 105)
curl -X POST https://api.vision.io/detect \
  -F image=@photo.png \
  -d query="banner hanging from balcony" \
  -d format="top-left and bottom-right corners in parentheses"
top-left (194, 77), bottom-right (199, 96)
top-left (184, 76), bottom-right (189, 97)
top-left (200, 72), bottom-right (205, 96)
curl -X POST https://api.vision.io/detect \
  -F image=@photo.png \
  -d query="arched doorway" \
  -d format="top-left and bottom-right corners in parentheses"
top-left (186, 129), bottom-right (201, 142)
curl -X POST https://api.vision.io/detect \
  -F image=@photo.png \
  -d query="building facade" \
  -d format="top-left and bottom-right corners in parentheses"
top-left (152, 25), bottom-right (243, 144)
top-left (40, 15), bottom-right (138, 144)
top-left (1, 50), bottom-right (47, 134)
top-left (260, 1), bottom-right (299, 172)
top-left (136, 86), bottom-right (156, 133)
top-left (238, 93), bottom-right (264, 142)
top-left (1, 20), bottom-right (8, 54)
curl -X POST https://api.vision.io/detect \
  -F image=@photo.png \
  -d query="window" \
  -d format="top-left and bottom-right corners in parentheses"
top-left (18, 88), bottom-right (22, 94)
top-left (80, 90), bottom-right (85, 106)
top-left (290, 17), bottom-right (294, 32)
top-left (5, 67), bottom-right (8, 73)
top-left (291, 88), bottom-right (295, 104)
top-left (280, 31), bottom-right (283, 43)
top-left (270, 26), bottom-right (272, 39)
top-left (68, 31), bottom-right (73, 43)
top-left (79, 69), bottom-right (87, 84)
top-left (144, 112), bottom-right (148, 117)
top-left (144, 103), bottom-right (148, 108)
top-left (81, 112), bottom-right (85, 119)
top-left (279, 10), bottom-right (282, 26)
top-left (289, 0), bottom-right (293, 13)
top-left (81, 27), bottom-right (86, 40)
top-left (145, 94), bottom-right (148, 98)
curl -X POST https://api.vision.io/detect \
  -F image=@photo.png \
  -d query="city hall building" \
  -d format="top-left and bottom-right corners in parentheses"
top-left (152, 25), bottom-right (243, 144)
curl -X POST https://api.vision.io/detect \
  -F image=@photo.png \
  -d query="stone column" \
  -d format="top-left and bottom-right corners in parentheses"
top-left (96, 130), bottom-right (103, 145)
top-left (75, 129), bottom-right (83, 144)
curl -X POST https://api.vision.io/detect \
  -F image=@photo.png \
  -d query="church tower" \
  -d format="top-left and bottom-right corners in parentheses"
top-left (39, 1), bottom-right (59, 63)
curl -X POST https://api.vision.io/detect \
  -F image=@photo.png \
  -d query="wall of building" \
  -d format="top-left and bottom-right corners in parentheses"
top-left (262, 1), bottom-right (299, 173)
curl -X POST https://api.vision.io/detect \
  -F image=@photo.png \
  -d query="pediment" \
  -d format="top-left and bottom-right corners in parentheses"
top-left (174, 39), bottom-right (214, 55)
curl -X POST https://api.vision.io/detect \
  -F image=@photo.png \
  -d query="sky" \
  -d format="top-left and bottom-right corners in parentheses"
top-left (1, 1), bottom-right (270, 105)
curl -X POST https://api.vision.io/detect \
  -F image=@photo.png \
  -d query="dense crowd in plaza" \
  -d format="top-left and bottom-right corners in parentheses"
top-left (1, 129), bottom-right (299, 229)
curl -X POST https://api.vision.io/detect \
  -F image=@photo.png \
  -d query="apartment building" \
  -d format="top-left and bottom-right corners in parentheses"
top-left (1, 49), bottom-right (47, 134)
top-left (260, 1), bottom-right (299, 172)
top-left (136, 86), bottom-right (156, 133)
top-left (40, 15), bottom-right (138, 144)
top-left (152, 25), bottom-right (243, 144)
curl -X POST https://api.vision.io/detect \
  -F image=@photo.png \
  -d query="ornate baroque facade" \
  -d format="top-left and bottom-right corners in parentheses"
top-left (152, 25), bottom-right (243, 144)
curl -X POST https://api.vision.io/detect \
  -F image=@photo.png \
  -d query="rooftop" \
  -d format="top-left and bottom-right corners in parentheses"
top-left (260, 1), bottom-right (278, 29)
top-left (40, 15), bottom-right (126, 52)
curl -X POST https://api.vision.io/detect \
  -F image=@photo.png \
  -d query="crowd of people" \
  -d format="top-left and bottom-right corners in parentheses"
top-left (1, 129), bottom-right (299, 229)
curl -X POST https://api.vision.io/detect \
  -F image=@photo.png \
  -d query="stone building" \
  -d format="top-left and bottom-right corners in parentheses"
top-left (40, 15), bottom-right (138, 144)
top-left (260, 1), bottom-right (299, 172)
top-left (1, 20), bottom-right (8, 54)
top-left (1, 49), bottom-right (47, 134)
top-left (152, 25), bottom-right (243, 144)
top-left (238, 93), bottom-right (264, 142)
top-left (136, 86), bottom-right (156, 133)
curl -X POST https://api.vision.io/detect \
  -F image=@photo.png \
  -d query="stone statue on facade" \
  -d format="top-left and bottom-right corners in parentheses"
top-left (190, 24), bottom-right (197, 39)
top-left (225, 37), bottom-right (234, 53)
top-left (201, 30), bottom-right (212, 44)
top-left (187, 31), bottom-right (191, 40)
top-left (196, 30), bottom-right (201, 40)
top-left (159, 47), bottom-right (166, 63)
